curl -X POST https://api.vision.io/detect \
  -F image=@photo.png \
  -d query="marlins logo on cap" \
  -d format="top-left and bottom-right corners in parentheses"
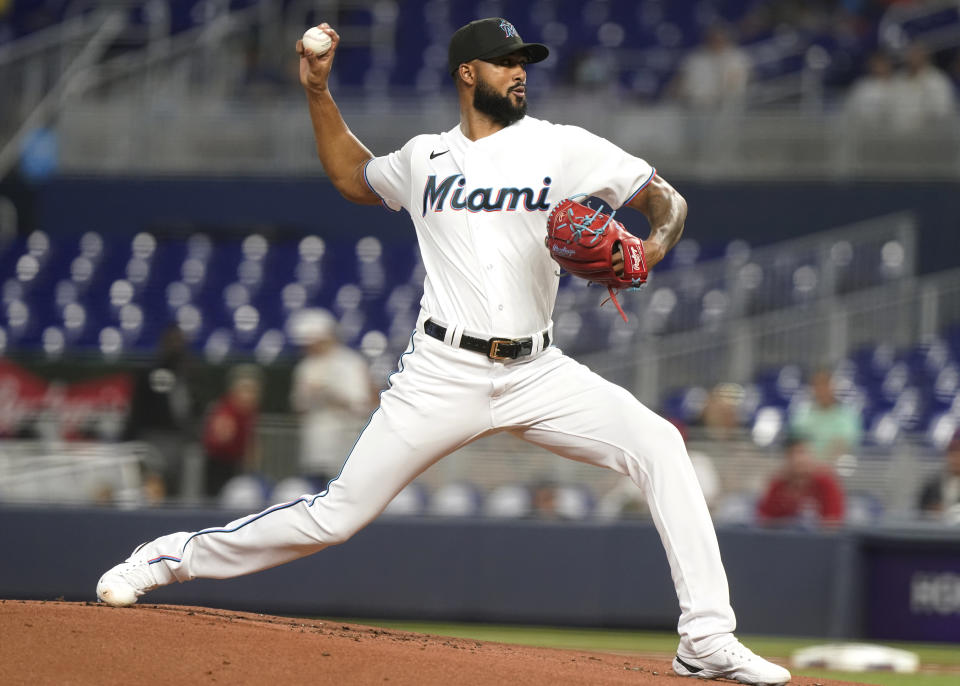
top-left (448, 17), bottom-right (549, 75)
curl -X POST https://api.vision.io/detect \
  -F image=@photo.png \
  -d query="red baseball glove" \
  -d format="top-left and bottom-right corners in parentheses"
top-left (545, 196), bottom-right (648, 321)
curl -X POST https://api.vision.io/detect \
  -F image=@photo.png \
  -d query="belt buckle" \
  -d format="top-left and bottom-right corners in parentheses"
top-left (488, 338), bottom-right (514, 360)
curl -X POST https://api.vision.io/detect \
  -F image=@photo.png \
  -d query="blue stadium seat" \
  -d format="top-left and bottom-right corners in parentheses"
top-left (270, 477), bottom-right (318, 504)
top-left (713, 492), bottom-right (758, 526)
top-left (484, 484), bottom-right (533, 519)
top-left (555, 484), bottom-right (595, 520)
top-left (383, 482), bottom-right (430, 517)
top-left (751, 405), bottom-right (785, 447)
top-left (428, 481), bottom-right (483, 517)
top-left (219, 474), bottom-right (272, 510)
top-left (845, 491), bottom-right (885, 526)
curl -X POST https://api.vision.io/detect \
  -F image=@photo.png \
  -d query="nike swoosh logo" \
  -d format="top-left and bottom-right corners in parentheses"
top-left (674, 656), bottom-right (703, 674)
top-left (430, 150), bottom-right (450, 159)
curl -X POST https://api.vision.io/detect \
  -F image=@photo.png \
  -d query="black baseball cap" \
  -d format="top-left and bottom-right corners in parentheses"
top-left (448, 18), bottom-right (549, 76)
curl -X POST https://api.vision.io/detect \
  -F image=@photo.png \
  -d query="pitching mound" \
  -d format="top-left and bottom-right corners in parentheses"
top-left (1, 600), bottom-right (862, 685)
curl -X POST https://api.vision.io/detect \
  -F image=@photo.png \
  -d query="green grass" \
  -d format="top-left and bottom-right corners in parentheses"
top-left (347, 620), bottom-right (960, 686)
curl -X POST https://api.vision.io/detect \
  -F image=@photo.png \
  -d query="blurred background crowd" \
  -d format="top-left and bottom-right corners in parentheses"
top-left (6, 0), bottom-right (960, 112)
top-left (1, 0), bottom-right (960, 532)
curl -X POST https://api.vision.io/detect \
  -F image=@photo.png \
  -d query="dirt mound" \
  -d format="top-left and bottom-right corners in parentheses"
top-left (0, 600), bottom-right (861, 685)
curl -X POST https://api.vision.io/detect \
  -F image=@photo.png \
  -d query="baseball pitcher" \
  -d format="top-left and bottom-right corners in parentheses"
top-left (97, 18), bottom-right (790, 685)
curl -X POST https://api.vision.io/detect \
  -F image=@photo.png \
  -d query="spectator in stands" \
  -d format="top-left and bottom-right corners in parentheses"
top-left (290, 309), bottom-right (376, 485)
top-left (890, 43), bottom-right (955, 132)
top-left (530, 479), bottom-right (559, 520)
top-left (124, 324), bottom-right (198, 498)
top-left (203, 364), bottom-right (262, 498)
top-left (756, 433), bottom-right (845, 526)
top-left (846, 51), bottom-right (898, 128)
top-left (671, 24), bottom-right (751, 111)
top-left (141, 471), bottom-right (167, 505)
top-left (789, 369), bottom-right (862, 463)
top-left (917, 431), bottom-right (960, 524)
top-left (701, 382), bottom-right (744, 442)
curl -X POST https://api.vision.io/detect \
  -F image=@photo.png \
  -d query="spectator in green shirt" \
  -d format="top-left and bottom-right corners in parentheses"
top-left (789, 369), bottom-right (863, 463)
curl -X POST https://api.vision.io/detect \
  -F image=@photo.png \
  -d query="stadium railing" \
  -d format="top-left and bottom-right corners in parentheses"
top-left (3, 0), bottom-right (959, 179)
top-left (0, 439), bottom-right (155, 505)
top-left (0, 13), bottom-right (102, 129)
top-left (249, 417), bottom-right (945, 522)
top-left (572, 212), bottom-right (918, 397)
top-left (0, 10), bottom-right (126, 179)
top-left (0, 405), bottom-right (945, 520)
top-left (590, 262), bottom-right (960, 409)
top-left (47, 98), bottom-right (960, 179)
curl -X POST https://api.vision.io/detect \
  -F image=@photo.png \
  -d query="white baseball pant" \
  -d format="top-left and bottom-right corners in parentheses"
top-left (138, 323), bottom-right (737, 657)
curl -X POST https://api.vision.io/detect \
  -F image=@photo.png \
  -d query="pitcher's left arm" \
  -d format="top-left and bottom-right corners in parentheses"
top-left (627, 174), bottom-right (687, 269)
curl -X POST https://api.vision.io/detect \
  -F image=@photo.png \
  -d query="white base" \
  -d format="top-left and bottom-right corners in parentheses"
top-left (792, 643), bottom-right (919, 673)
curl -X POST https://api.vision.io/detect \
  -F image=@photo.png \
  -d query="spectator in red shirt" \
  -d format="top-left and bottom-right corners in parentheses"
top-left (756, 433), bottom-right (845, 526)
top-left (203, 365), bottom-right (262, 497)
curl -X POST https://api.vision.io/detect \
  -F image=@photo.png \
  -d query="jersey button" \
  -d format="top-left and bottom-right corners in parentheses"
top-left (486, 264), bottom-right (493, 270)
top-left (498, 305), bottom-right (504, 311)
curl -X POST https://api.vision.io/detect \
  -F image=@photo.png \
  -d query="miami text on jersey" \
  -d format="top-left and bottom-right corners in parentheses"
top-left (422, 175), bottom-right (552, 216)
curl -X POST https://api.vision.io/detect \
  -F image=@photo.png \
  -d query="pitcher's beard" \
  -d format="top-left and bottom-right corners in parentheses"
top-left (473, 77), bottom-right (526, 126)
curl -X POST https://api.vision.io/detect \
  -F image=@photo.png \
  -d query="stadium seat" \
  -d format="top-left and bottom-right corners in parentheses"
top-left (662, 385), bottom-right (708, 425)
top-left (555, 484), bottom-right (595, 520)
top-left (218, 474), bottom-right (271, 510)
top-left (204, 328), bottom-right (233, 363)
top-left (933, 364), bottom-right (959, 405)
top-left (484, 484), bottom-right (533, 519)
top-left (867, 411), bottom-right (901, 447)
top-left (429, 482), bottom-right (483, 517)
top-left (382, 482), bottom-right (429, 517)
top-left (713, 492), bottom-right (757, 526)
top-left (845, 491), bottom-right (885, 526)
top-left (925, 412), bottom-right (956, 450)
top-left (751, 406), bottom-right (784, 447)
top-left (254, 329), bottom-right (285, 365)
top-left (270, 477), bottom-right (317, 504)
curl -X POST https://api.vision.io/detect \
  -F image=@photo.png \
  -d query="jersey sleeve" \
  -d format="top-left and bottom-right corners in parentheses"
top-left (363, 136), bottom-right (422, 213)
top-left (558, 125), bottom-right (656, 209)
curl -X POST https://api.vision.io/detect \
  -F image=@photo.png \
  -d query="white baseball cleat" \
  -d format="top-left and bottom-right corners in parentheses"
top-left (96, 544), bottom-right (159, 607)
top-left (673, 639), bottom-right (791, 685)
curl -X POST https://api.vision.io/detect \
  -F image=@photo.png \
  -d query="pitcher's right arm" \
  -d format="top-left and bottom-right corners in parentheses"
top-left (297, 24), bottom-right (380, 205)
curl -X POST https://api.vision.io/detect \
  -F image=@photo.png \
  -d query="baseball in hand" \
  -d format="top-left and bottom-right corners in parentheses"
top-left (302, 27), bottom-right (332, 55)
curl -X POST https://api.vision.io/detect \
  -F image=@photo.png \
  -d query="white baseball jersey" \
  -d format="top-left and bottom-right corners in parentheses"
top-left (363, 116), bottom-right (655, 338)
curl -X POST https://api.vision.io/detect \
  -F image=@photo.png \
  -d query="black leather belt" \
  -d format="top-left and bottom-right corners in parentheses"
top-left (423, 319), bottom-right (550, 361)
